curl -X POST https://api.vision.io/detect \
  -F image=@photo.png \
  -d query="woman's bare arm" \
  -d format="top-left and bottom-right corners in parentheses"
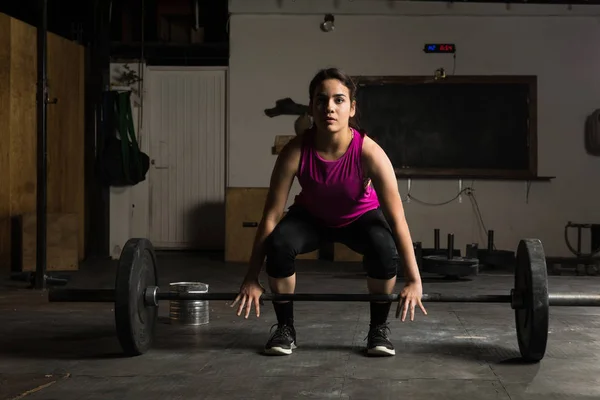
top-left (361, 136), bottom-right (421, 283)
top-left (245, 137), bottom-right (302, 280)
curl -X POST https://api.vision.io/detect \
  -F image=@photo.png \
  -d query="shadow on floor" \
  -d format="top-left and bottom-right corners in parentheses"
top-left (401, 340), bottom-right (531, 362)
top-left (0, 325), bottom-right (125, 360)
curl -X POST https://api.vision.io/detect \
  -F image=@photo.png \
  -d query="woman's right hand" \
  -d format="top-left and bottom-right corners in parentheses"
top-left (231, 277), bottom-right (265, 318)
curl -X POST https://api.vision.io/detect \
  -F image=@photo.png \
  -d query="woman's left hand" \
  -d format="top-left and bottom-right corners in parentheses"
top-left (395, 281), bottom-right (428, 321)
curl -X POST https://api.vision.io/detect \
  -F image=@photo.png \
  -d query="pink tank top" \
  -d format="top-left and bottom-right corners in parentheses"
top-left (293, 127), bottom-right (380, 227)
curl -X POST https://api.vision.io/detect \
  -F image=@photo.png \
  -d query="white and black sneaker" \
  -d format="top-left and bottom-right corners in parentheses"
top-left (366, 322), bottom-right (395, 356)
top-left (264, 323), bottom-right (297, 355)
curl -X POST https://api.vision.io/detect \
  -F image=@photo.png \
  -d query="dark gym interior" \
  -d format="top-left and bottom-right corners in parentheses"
top-left (2, 0), bottom-right (600, 399)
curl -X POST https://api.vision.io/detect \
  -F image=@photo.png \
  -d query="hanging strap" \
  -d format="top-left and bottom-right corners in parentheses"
top-left (116, 91), bottom-right (144, 183)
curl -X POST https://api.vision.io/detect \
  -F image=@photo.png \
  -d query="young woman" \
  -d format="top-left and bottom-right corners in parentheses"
top-left (231, 68), bottom-right (426, 356)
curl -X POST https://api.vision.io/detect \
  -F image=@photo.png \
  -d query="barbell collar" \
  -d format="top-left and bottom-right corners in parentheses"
top-left (145, 286), bottom-right (159, 307)
top-left (511, 288), bottom-right (523, 310)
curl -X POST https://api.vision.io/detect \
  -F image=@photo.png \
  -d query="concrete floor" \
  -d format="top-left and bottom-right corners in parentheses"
top-left (2, 252), bottom-right (600, 399)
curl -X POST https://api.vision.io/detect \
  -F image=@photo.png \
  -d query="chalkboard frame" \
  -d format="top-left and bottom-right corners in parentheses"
top-left (351, 75), bottom-right (541, 180)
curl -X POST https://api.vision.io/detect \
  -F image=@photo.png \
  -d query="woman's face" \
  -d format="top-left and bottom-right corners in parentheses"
top-left (310, 79), bottom-right (356, 134)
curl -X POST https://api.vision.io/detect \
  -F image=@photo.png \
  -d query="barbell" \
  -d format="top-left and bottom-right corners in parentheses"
top-left (47, 237), bottom-right (600, 362)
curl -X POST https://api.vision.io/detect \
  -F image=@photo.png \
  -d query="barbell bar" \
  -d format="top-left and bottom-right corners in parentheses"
top-left (49, 289), bottom-right (514, 304)
top-left (45, 237), bottom-right (598, 363)
top-left (48, 289), bottom-right (600, 307)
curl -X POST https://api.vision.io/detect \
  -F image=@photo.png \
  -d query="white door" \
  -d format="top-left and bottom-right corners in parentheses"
top-left (147, 67), bottom-right (226, 250)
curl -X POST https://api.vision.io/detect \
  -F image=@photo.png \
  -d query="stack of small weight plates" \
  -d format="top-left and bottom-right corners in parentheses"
top-left (168, 282), bottom-right (210, 326)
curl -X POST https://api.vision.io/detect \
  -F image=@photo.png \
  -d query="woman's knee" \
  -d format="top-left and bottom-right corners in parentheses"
top-left (362, 227), bottom-right (401, 280)
top-left (264, 225), bottom-right (299, 278)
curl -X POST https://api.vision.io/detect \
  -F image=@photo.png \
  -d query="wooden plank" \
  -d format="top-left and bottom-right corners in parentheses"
top-left (47, 30), bottom-right (85, 260)
top-left (0, 13), bottom-right (11, 270)
top-left (225, 187), bottom-right (318, 262)
top-left (272, 135), bottom-right (295, 155)
top-left (0, 13), bottom-right (86, 270)
top-left (225, 187), bottom-right (269, 263)
top-left (8, 16), bottom-right (37, 219)
top-left (16, 213), bottom-right (79, 271)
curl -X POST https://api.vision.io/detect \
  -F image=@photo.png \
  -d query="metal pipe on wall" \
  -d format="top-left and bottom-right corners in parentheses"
top-left (35, 0), bottom-right (48, 290)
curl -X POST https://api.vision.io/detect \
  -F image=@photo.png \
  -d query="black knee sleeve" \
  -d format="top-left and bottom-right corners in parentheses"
top-left (363, 228), bottom-right (400, 280)
top-left (264, 232), bottom-right (297, 278)
top-left (364, 257), bottom-right (399, 280)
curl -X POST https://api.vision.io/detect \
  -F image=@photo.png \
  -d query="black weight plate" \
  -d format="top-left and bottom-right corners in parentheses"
top-left (421, 255), bottom-right (479, 278)
top-left (423, 255), bottom-right (479, 266)
top-left (514, 239), bottom-right (549, 362)
top-left (115, 238), bottom-right (158, 356)
top-left (422, 249), bottom-right (461, 258)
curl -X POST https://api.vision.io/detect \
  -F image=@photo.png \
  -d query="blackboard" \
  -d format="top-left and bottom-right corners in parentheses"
top-left (354, 78), bottom-right (534, 176)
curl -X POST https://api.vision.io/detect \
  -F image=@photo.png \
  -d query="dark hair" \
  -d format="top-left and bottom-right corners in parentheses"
top-left (308, 67), bottom-right (362, 132)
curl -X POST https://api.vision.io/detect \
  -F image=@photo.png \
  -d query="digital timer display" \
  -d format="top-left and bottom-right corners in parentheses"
top-left (423, 44), bottom-right (456, 54)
